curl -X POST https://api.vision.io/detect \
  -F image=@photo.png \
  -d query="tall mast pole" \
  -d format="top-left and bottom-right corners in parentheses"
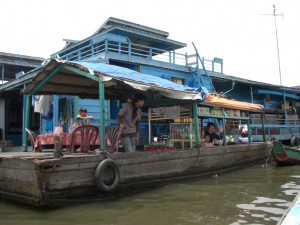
top-left (273, 5), bottom-right (282, 86)
top-left (261, 5), bottom-right (284, 86)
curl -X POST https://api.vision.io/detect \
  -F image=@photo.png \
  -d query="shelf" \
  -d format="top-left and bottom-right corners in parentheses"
top-left (170, 138), bottom-right (190, 141)
top-left (198, 114), bottom-right (223, 119)
top-left (197, 114), bottom-right (250, 120)
top-left (170, 122), bottom-right (200, 149)
top-left (225, 116), bottom-right (249, 120)
top-left (149, 104), bottom-right (191, 121)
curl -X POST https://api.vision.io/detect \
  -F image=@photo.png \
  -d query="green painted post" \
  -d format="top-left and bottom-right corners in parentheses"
top-left (283, 91), bottom-right (287, 124)
top-left (23, 95), bottom-right (31, 151)
top-left (221, 108), bottom-right (226, 145)
top-left (247, 117), bottom-right (251, 144)
top-left (261, 113), bottom-right (266, 142)
top-left (192, 102), bottom-right (199, 147)
top-left (222, 117), bottom-right (226, 145)
top-left (74, 96), bottom-right (79, 118)
top-left (98, 79), bottom-right (105, 150)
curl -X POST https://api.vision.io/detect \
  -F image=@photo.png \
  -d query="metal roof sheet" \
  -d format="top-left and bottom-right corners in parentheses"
top-left (0, 52), bottom-right (43, 67)
top-left (94, 17), bottom-right (169, 38)
top-left (209, 71), bottom-right (300, 93)
top-left (23, 59), bottom-right (203, 100)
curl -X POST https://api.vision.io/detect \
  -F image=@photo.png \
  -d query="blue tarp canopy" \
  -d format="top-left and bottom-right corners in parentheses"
top-left (23, 59), bottom-right (204, 100)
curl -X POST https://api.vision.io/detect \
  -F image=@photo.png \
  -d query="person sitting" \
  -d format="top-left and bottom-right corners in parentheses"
top-left (202, 122), bottom-right (223, 143)
top-left (239, 126), bottom-right (250, 137)
top-left (204, 133), bottom-right (214, 147)
top-left (75, 107), bottom-right (93, 125)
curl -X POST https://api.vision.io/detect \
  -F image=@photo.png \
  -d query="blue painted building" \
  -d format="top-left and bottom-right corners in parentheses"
top-left (0, 17), bottom-right (299, 146)
top-left (0, 52), bottom-right (44, 145)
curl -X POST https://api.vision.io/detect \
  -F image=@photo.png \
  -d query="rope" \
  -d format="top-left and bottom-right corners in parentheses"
top-left (265, 141), bottom-right (273, 166)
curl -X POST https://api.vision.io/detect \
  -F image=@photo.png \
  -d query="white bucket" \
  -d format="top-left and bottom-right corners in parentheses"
top-left (54, 127), bottom-right (63, 134)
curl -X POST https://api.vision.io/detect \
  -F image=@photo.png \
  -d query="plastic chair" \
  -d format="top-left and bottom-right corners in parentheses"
top-left (69, 125), bottom-right (99, 153)
top-left (25, 128), bottom-right (37, 152)
top-left (106, 125), bottom-right (123, 153)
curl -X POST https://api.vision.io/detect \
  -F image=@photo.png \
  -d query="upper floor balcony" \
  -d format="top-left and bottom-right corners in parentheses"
top-left (55, 34), bottom-right (223, 74)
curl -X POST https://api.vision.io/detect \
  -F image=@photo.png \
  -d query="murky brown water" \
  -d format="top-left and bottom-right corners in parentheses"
top-left (1, 162), bottom-right (299, 225)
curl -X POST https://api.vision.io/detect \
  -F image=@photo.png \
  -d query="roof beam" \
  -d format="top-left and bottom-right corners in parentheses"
top-left (257, 89), bottom-right (299, 99)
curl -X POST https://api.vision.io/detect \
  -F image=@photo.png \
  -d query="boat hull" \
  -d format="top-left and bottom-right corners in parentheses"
top-left (0, 142), bottom-right (271, 206)
top-left (272, 141), bottom-right (300, 166)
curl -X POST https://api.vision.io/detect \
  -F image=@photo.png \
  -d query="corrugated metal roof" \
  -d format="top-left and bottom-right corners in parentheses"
top-left (0, 52), bottom-right (43, 67)
top-left (208, 71), bottom-right (300, 93)
top-left (104, 53), bottom-right (190, 72)
top-left (23, 59), bottom-right (203, 100)
top-left (99, 26), bottom-right (186, 50)
top-left (0, 66), bottom-right (42, 92)
top-left (94, 17), bottom-right (169, 38)
top-left (52, 17), bottom-right (186, 57)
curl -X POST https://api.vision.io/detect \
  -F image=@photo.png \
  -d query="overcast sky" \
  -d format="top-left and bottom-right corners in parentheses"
top-left (0, 0), bottom-right (299, 87)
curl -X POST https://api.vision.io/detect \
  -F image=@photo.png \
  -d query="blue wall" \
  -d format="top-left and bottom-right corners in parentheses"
top-left (140, 65), bottom-right (193, 86)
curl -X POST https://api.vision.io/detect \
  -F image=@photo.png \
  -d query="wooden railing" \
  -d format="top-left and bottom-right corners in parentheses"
top-left (58, 39), bottom-right (222, 73)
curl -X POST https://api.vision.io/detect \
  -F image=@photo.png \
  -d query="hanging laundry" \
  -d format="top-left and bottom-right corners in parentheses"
top-left (34, 95), bottom-right (53, 116)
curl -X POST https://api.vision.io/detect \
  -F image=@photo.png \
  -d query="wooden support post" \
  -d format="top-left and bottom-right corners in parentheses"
top-left (222, 118), bottom-right (226, 145)
top-left (53, 96), bottom-right (59, 128)
top-left (1, 64), bottom-right (4, 84)
top-left (149, 48), bottom-right (152, 60)
top-left (128, 43), bottom-right (131, 56)
top-left (192, 102), bottom-right (199, 146)
top-left (105, 40), bottom-right (108, 52)
top-left (23, 95), bottom-right (31, 151)
top-left (250, 86), bottom-right (254, 103)
top-left (247, 118), bottom-right (251, 144)
top-left (99, 79), bottom-right (105, 150)
top-left (283, 91), bottom-right (287, 124)
top-left (148, 107), bottom-right (152, 145)
top-left (261, 113), bottom-right (266, 142)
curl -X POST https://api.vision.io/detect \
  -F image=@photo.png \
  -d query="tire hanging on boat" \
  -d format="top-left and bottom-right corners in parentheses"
top-left (291, 137), bottom-right (300, 147)
top-left (95, 159), bottom-right (120, 192)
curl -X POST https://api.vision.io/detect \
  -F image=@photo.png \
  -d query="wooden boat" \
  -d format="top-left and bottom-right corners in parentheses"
top-left (272, 141), bottom-right (300, 166)
top-left (0, 142), bottom-right (271, 207)
top-left (0, 60), bottom-right (272, 207)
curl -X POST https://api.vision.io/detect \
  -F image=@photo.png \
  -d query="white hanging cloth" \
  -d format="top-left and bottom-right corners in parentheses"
top-left (34, 95), bottom-right (52, 116)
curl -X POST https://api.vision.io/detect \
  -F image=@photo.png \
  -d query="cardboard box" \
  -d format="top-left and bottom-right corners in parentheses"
top-left (198, 107), bottom-right (210, 114)
top-left (1, 140), bottom-right (13, 147)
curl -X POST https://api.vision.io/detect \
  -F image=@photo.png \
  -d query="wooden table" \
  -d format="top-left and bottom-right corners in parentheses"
top-left (35, 133), bottom-right (110, 148)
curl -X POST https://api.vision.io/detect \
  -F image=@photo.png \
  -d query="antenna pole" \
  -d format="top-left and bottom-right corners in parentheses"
top-left (261, 5), bottom-right (283, 86)
top-left (273, 5), bottom-right (282, 86)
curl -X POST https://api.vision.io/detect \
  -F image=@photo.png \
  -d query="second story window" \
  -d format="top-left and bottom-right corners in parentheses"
top-left (171, 77), bottom-right (184, 85)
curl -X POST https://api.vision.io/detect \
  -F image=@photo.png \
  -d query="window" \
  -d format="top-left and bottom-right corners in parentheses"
top-left (171, 77), bottom-right (184, 85)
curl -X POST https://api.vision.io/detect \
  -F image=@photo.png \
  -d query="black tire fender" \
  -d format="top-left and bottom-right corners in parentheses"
top-left (291, 137), bottom-right (300, 147)
top-left (95, 159), bottom-right (120, 192)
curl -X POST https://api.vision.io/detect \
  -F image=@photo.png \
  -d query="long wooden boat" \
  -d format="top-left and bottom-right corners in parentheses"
top-left (0, 59), bottom-right (272, 207)
top-left (272, 141), bottom-right (300, 166)
top-left (0, 142), bottom-right (271, 207)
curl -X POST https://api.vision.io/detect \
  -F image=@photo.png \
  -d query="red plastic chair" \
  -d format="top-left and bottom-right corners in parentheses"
top-left (25, 128), bottom-right (37, 152)
top-left (106, 125), bottom-right (123, 153)
top-left (69, 125), bottom-right (99, 153)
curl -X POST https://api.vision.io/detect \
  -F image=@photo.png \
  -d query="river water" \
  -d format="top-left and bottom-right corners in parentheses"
top-left (1, 162), bottom-right (300, 225)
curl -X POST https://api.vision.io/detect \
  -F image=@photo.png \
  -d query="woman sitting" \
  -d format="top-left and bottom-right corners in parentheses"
top-left (75, 107), bottom-right (93, 125)
top-left (202, 122), bottom-right (224, 143)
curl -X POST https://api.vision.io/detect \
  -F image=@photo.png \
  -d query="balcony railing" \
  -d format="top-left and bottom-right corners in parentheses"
top-left (58, 39), bottom-right (222, 73)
